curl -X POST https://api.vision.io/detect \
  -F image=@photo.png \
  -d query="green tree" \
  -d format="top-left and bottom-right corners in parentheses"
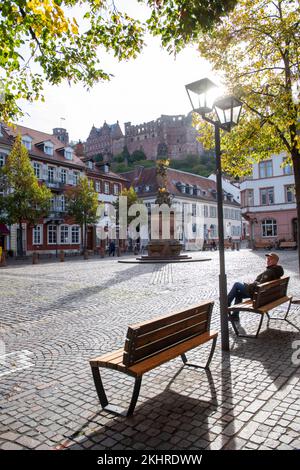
top-left (195, 0), bottom-right (300, 270)
top-left (0, 0), bottom-right (237, 121)
top-left (114, 186), bottom-right (142, 225)
top-left (65, 176), bottom-right (99, 253)
top-left (129, 149), bottom-right (146, 163)
top-left (0, 134), bottom-right (52, 256)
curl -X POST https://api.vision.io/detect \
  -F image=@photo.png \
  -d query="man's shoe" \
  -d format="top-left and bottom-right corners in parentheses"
top-left (230, 313), bottom-right (240, 322)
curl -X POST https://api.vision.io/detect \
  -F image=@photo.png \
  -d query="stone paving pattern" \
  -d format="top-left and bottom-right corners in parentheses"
top-left (0, 249), bottom-right (299, 450)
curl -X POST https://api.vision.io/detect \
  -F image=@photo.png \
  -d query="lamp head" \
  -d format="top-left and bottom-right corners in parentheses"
top-left (185, 78), bottom-right (218, 115)
top-left (214, 95), bottom-right (243, 131)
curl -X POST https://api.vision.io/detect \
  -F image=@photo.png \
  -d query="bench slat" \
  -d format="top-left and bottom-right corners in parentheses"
top-left (127, 320), bottom-right (208, 363)
top-left (128, 330), bottom-right (218, 376)
top-left (90, 348), bottom-right (124, 366)
top-left (123, 301), bottom-right (213, 366)
top-left (127, 301), bottom-right (213, 335)
top-left (229, 295), bottom-right (291, 314)
top-left (132, 311), bottom-right (208, 348)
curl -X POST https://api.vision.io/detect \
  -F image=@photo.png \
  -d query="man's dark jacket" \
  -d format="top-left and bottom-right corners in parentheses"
top-left (244, 264), bottom-right (284, 298)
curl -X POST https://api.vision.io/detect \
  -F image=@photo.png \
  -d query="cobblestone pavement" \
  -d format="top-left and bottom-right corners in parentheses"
top-left (0, 250), bottom-right (299, 450)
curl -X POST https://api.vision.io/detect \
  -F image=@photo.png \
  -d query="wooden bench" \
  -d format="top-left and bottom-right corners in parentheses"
top-left (224, 240), bottom-right (233, 249)
top-left (228, 277), bottom-right (292, 338)
top-left (253, 240), bottom-right (274, 250)
top-left (279, 241), bottom-right (297, 249)
top-left (90, 301), bottom-right (218, 416)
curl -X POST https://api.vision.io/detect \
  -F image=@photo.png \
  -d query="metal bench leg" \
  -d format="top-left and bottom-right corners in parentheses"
top-left (284, 298), bottom-right (292, 320)
top-left (229, 313), bottom-right (264, 338)
top-left (181, 353), bottom-right (187, 364)
top-left (228, 315), bottom-right (240, 336)
top-left (127, 377), bottom-right (142, 416)
top-left (90, 365), bottom-right (108, 408)
top-left (91, 365), bottom-right (142, 417)
top-left (255, 314), bottom-right (264, 338)
top-left (205, 337), bottom-right (217, 369)
top-left (181, 337), bottom-right (217, 369)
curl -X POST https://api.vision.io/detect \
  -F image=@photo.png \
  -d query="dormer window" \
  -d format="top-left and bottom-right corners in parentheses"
top-left (44, 141), bottom-right (54, 156)
top-left (87, 161), bottom-right (93, 170)
top-left (22, 135), bottom-right (33, 150)
top-left (104, 164), bottom-right (109, 173)
top-left (64, 147), bottom-right (73, 160)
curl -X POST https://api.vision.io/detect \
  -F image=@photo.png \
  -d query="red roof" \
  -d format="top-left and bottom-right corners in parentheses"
top-left (5, 124), bottom-right (85, 169)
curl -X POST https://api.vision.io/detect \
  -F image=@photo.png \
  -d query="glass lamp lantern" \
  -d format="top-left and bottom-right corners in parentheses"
top-left (185, 78), bottom-right (218, 115)
top-left (214, 95), bottom-right (243, 131)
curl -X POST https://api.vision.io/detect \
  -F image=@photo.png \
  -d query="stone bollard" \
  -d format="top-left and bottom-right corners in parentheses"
top-left (32, 252), bottom-right (39, 264)
top-left (83, 250), bottom-right (88, 260)
top-left (59, 250), bottom-right (65, 262)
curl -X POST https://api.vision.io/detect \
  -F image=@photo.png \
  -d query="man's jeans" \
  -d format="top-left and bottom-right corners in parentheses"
top-left (227, 282), bottom-right (249, 310)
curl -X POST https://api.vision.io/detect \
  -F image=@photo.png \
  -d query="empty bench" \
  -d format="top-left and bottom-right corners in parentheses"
top-left (279, 241), bottom-right (297, 249)
top-left (90, 301), bottom-right (218, 416)
top-left (228, 277), bottom-right (292, 338)
top-left (253, 240), bottom-right (273, 250)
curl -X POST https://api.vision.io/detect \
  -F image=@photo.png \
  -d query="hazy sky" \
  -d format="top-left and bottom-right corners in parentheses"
top-left (18, 1), bottom-right (217, 143)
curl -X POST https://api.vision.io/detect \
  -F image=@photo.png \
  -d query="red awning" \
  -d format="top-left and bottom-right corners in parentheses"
top-left (0, 224), bottom-right (10, 235)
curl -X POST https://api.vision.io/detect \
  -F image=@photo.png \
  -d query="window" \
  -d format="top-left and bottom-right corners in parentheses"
top-left (260, 187), bottom-right (274, 205)
top-left (73, 171), bottom-right (79, 185)
top-left (33, 225), bottom-right (42, 245)
top-left (95, 181), bottom-right (100, 192)
top-left (60, 169), bottom-right (67, 184)
top-left (262, 219), bottom-right (277, 237)
top-left (246, 189), bottom-right (254, 206)
top-left (71, 226), bottom-right (80, 244)
top-left (114, 184), bottom-right (119, 195)
top-left (48, 225), bottom-right (57, 244)
top-left (88, 161), bottom-right (93, 169)
top-left (33, 162), bottom-right (41, 178)
top-left (48, 166), bottom-right (54, 183)
top-left (210, 224), bottom-right (217, 238)
top-left (104, 182), bottom-right (109, 194)
top-left (259, 160), bottom-right (273, 178)
top-left (60, 225), bottom-right (69, 244)
top-left (209, 206), bottom-right (217, 218)
top-left (22, 136), bottom-right (32, 150)
top-left (224, 208), bottom-right (230, 219)
top-left (0, 153), bottom-right (6, 167)
top-left (60, 195), bottom-right (65, 211)
top-left (203, 205), bottom-right (208, 217)
top-left (50, 197), bottom-right (55, 211)
top-left (285, 185), bottom-right (295, 203)
top-left (283, 158), bottom-right (293, 175)
top-left (192, 204), bottom-right (197, 216)
top-left (65, 150), bottom-right (73, 160)
top-left (44, 144), bottom-right (54, 156)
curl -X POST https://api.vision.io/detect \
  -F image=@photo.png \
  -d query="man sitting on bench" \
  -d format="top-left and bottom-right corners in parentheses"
top-left (227, 252), bottom-right (284, 322)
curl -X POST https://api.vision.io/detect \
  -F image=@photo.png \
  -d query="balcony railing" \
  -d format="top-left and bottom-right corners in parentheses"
top-left (44, 179), bottom-right (65, 189)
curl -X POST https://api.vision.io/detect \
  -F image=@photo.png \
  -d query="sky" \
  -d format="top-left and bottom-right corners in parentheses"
top-left (18, 1), bottom-right (218, 144)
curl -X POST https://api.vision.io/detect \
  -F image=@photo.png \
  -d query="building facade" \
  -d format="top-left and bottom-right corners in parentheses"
top-left (84, 122), bottom-right (124, 160)
top-left (82, 157), bottom-right (128, 251)
top-left (123, 166), bottom-right (241, 251)
top-left (84, 114), bottom-right (203, 162)
top-left (240, 153), bottom-right (297, 246)
top-left (0, 123), bottom-right (127, 257)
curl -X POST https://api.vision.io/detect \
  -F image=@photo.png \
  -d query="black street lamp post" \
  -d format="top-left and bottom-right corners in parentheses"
top-left (185, 78), bottom-right (242, 351)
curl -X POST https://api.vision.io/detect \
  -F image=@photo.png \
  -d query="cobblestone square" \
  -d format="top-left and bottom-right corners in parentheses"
top-left (0, 249), bottom-right (299, 450)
